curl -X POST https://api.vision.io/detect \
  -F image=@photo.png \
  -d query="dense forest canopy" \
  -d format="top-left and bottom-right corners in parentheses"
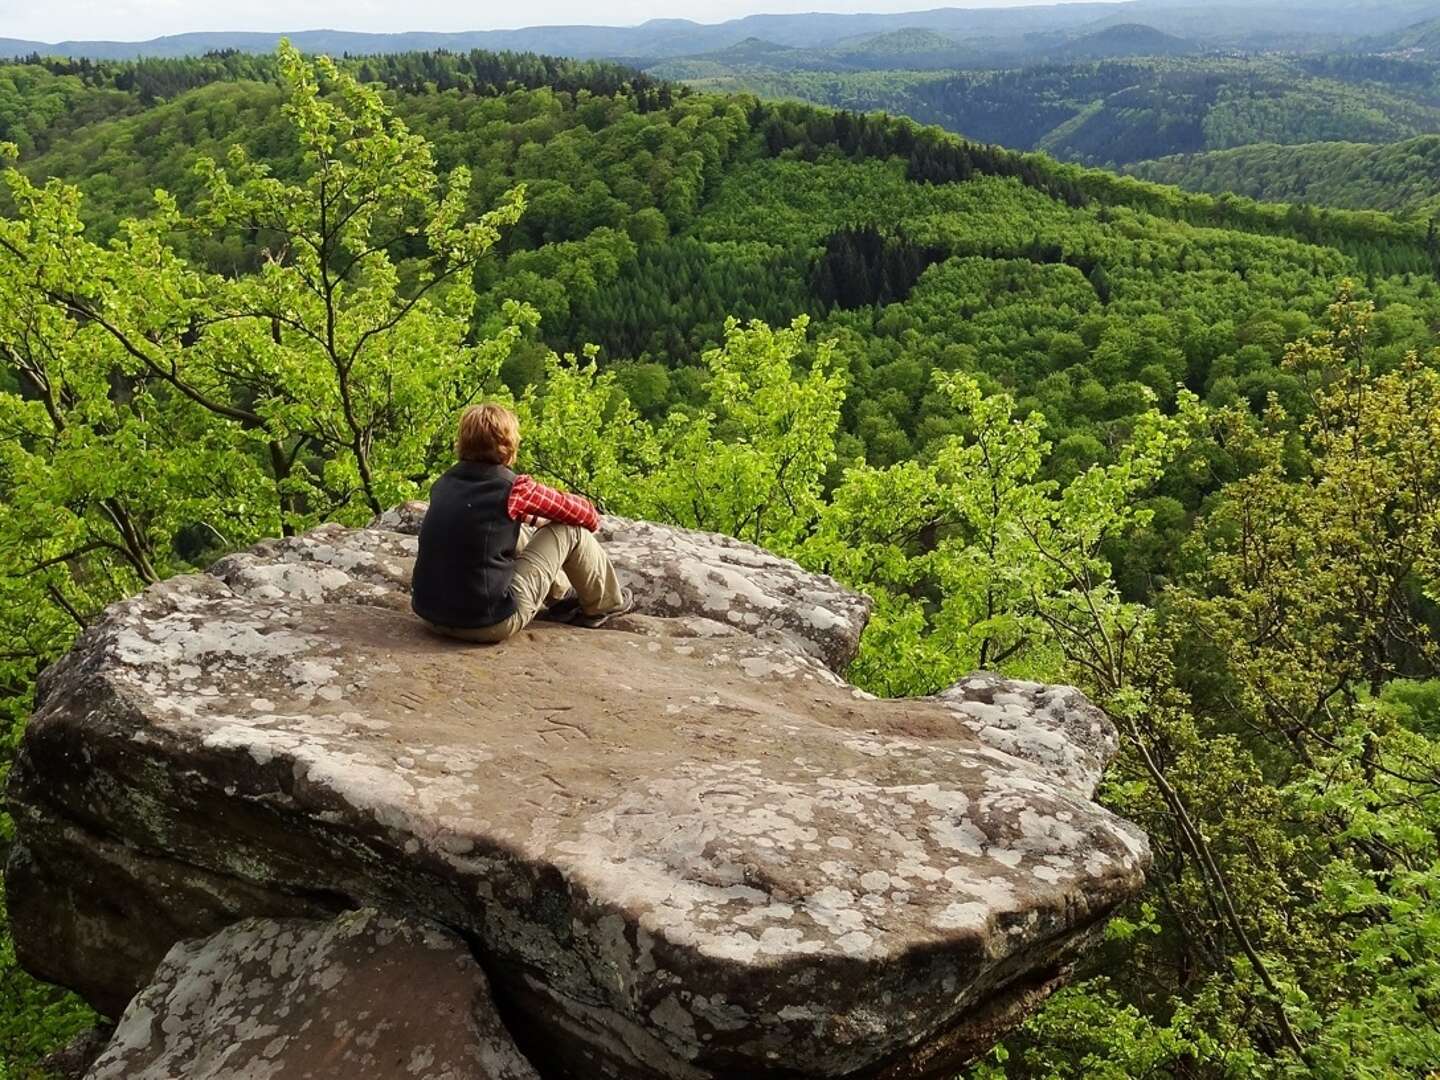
top-left (636, 20), bottom-right (1440, 219)
top-left (0, 42), bottom-right (1438, 1080)
top-left (1126, 135), bottom-right (1440, 219)
top-left (651, 53), bottom-right (1440, 170)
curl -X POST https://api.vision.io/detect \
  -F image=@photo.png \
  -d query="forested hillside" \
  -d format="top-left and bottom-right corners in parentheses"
top-left (1372, 12), bottom-right (1440, 53)
top-left (1128, 135), bottom-right (1440, 217)
top-left (1, 46), bottom-right (1439, 1080)
top-left (653, 53), bottom-right (1440, 167)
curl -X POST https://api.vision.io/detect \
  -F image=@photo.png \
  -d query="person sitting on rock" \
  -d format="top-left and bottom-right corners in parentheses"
top-left (411, 403), bottom-right (634, 642)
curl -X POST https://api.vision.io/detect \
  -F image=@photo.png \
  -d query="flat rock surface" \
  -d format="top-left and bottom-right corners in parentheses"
top-left (9, 510), bottom-right (1149, 1079)
top-left (85, 908), bottom-right (538, 1080)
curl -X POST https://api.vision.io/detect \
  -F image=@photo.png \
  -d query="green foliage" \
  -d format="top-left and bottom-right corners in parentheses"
top-left (1129, 135), bottom-right (1440, 219)
top-left (514, 345), bottom-right (657, 508)
top-left (0, 64), bottom-right (134, 157)
top-left (665, 55), bottom-right (1440, 169)
top-left (0, 878), bottom-right (97, 1078)
top-left (195, 44), bottom-right (528, 520)
top-left (518, 316), bottom-right (846, 553)
top-left (0, 49), bottom-right (529, 1072)
top-left (803, 374), bottom-right (1200, 694)
top-left (983, 293), bottom-right (1440, 1078)
top-left (1380, 678), bottom-right (1440, 736)
top-left (644, 316), bottom-right (845, 548)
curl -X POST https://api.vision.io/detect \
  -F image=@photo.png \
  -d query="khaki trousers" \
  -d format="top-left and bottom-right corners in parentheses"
top-left (426, 523), bottom-right (625, 644)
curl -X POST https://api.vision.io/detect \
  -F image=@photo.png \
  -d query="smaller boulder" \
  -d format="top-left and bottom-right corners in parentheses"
top-left (84, 908), bottom-right (538, 1080)
top-left (40, 1025), bottom-right (113, 1079)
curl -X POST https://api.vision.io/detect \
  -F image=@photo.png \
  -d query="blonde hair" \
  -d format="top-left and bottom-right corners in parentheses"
top-left (455, 403), bottom-right (520, 465)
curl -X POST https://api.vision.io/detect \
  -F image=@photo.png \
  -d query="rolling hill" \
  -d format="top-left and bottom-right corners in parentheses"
top-left (824, 28), bottom-right (975, 69)
top-left (1051, 23), bottom-right (1198, 60)
top-left (665, 55), bottom-right (1440, 167)
top-left (1371, 13), bottom-right (1440, 52)
top-left (648, 28), bottom-right (990, 79)
top-left (0, 6), bottom-right (1146, 62)
top-left (1086, 0), bottom-right (1440, 48)
top-left (1127, 135), bottom-right (1440, 217)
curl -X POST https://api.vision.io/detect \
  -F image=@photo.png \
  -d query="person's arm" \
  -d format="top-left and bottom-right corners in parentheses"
top-left (507, 475), bottom-right (600, 531)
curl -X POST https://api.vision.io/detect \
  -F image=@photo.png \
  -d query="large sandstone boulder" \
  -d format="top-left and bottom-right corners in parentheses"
top-left (8, 508), bottom-right (1149, 1079)
top-left (85, 908), bottom-right (538, 1080)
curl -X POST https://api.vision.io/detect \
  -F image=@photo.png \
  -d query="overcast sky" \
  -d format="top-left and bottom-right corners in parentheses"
top-left (1, 0), bottom-right (1105, 43)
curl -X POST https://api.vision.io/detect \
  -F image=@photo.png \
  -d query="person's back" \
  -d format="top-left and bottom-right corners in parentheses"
top-left (410, 460), bottom-right (522, 630)
top-left (410, 403), bottom-right (632, 644)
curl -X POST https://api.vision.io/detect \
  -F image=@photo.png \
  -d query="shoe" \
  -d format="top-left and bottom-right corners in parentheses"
top-left (573, 588), bottom-right (635, 629)
top-left (538, 590), bottom-right (582, 624)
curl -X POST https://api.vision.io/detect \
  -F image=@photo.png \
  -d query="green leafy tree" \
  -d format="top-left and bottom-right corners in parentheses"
top-left (191, 44), bottom-right (526, 522)
top-left (0, 45), bottom-right (527, 1074)
top-left (804, 371), bottom-right (1200, 696)
top-left (986, 290), bottom-right (1440, 1078)
top-left (644, 316), bottom-right (846, 550)
top-left (0, 42), bottom-right (527, 643)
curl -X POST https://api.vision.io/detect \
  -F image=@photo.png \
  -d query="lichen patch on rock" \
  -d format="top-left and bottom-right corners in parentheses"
top-left (85, 909), bottom-right (538, 1080)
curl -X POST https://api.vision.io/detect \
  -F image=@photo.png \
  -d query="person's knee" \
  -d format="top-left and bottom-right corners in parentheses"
top-left (539, 522), bottom-right (585, 543)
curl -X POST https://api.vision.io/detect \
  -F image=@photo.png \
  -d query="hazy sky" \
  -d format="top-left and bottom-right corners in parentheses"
top-left (0, 0), bottom-right (1108, 43)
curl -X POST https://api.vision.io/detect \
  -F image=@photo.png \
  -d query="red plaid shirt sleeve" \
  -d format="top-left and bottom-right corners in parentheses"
top-left (507, 475), bottom-right (600, 531)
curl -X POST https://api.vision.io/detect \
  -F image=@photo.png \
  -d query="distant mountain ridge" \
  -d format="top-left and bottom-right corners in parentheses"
top-left (7, 1), bottom-right (1440, 61)
top-left (0, 7), bottom-right (1129, 62)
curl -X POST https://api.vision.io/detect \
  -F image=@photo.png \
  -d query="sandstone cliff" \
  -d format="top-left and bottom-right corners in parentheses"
top-left (7, 506), bottom-right (1149, 1079)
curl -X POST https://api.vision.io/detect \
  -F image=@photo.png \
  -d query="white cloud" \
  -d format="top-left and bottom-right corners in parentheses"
top-left (0, 0), bottom-right (1097, 43)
